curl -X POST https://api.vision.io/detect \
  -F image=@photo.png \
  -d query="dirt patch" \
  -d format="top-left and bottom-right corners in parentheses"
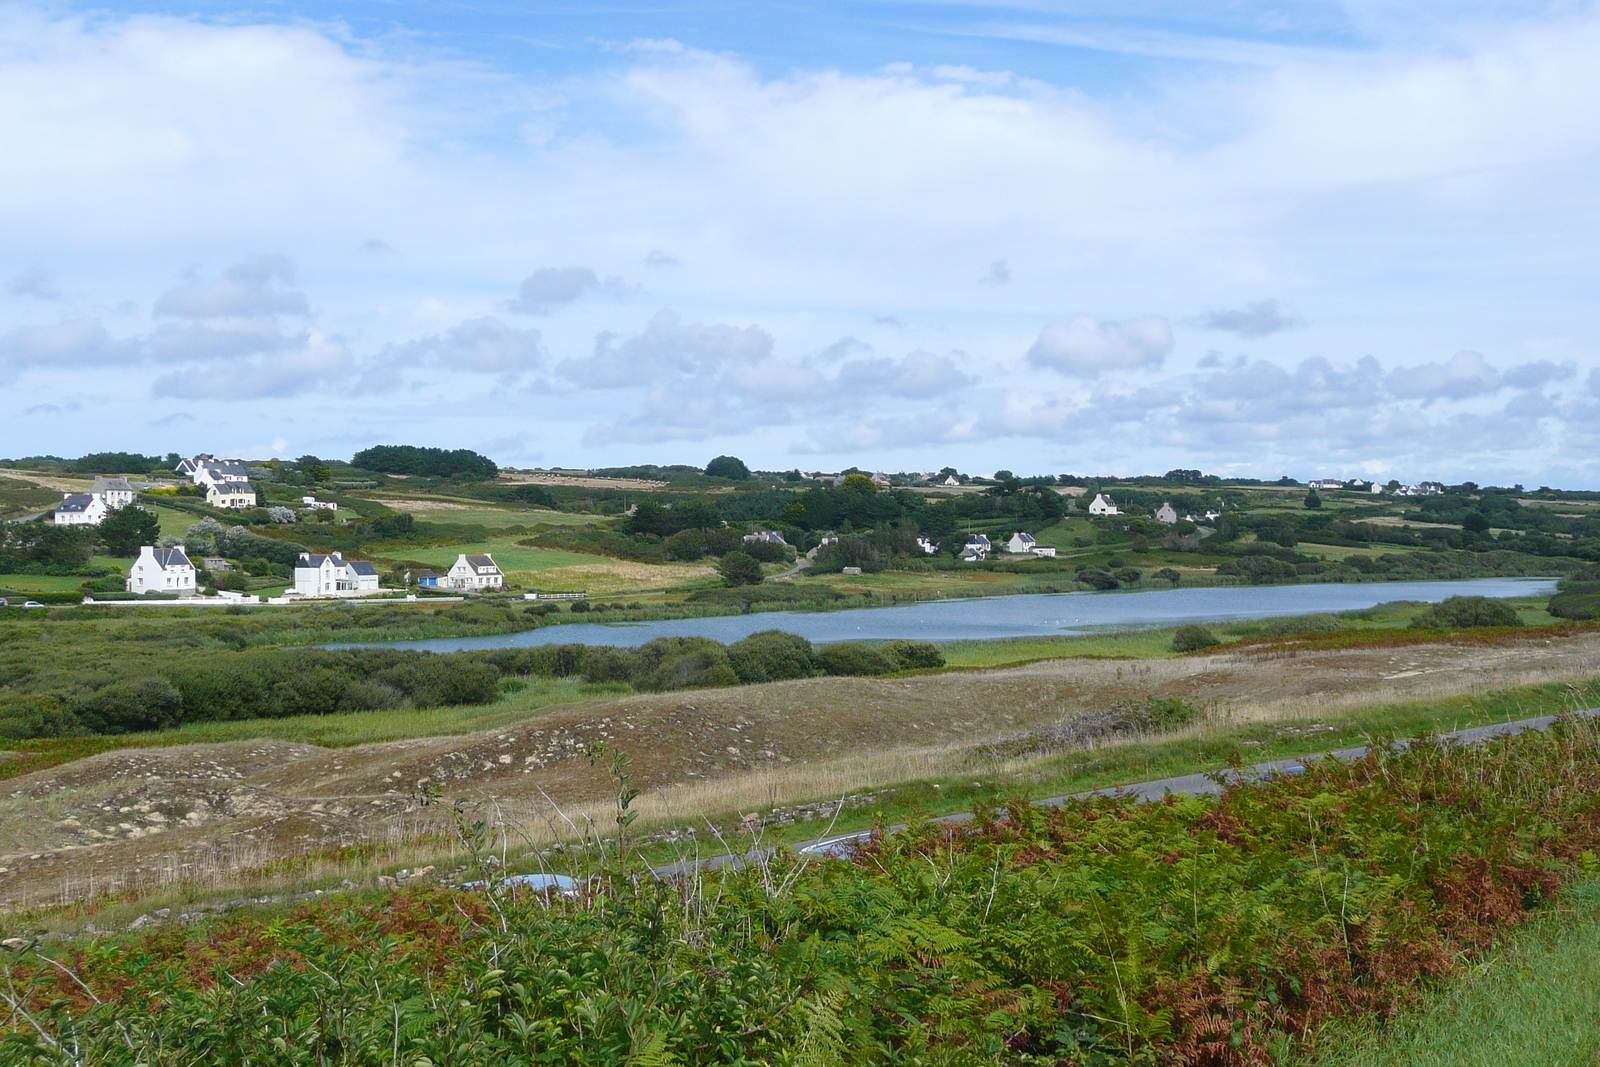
top-left (377, 499), bottom-right (513, 513)
top-left (5, 634), bottom-right (1600, 908)
top-left (499, 472), bottom-right (666, 491)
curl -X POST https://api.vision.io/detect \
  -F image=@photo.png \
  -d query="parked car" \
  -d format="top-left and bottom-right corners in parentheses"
top-left (22, 601), bottom-right (44, 608)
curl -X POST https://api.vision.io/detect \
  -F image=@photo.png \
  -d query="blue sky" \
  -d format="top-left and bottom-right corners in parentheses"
top-left (1, 1), bottom-right (1598, 483)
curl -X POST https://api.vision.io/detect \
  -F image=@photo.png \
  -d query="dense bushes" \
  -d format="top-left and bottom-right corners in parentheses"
top-left (1410, 595), bottom-right (1522, 630)
top-left (1172, 624), bottom-right (1220, 651)
top-left (14, 716), bottom-right (1600, 1065)
top-left (0, 649), bottom-right (503, 738)
top-left (351, 445), bottom-right (498, 480)
top-left (484, 631), bottom-right (942, 695)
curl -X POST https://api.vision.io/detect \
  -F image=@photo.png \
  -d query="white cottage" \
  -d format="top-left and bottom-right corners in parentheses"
top-left (293, 552), bottom-right (381, 596)
top-left (1155, 503), bottom-right (1179, 525)
top-left (192, 462), bottom-right (249, 488)
top-left (960, 533), bottom-right (991, 561)
top-left (1087, 494), bottom-right (1120, 516)
top-left (90, 476), bottom-right (137, 510)
top-left (1004, 531), bottom-right (1037, 554)
top-left (53, 493), bottom-right (106, 525)
top-left (126, 546), bottom-right (197, 595)
top-left (445, 553), bottom-right (504, 590)
top-left (206, 481), bottom-right (257, 509)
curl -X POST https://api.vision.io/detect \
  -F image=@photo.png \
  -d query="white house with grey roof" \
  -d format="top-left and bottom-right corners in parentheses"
top-left (126, 546), bottom-right (197, 595)
top-left (52, 493), bottom-right (107, 525)
top-left (445, 553), bottom-right (504, 590)
top-left (206, 481), bottom-right (257, 509)
top-left (293, 551), bottom-right (381, 597)
top-left (191, 461), bottom-right (249, 489)
top-left (1087, 493), bottom-right (1121, 516)
top-left (90, 476), bottom-right (137, 509)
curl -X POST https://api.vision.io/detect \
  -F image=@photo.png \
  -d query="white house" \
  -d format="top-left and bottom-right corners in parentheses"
top-left (90, 476), bottom-right (137, 509)
top-left (915, 536), bottom-right (938, 555)
top-left (207, 481), bottom-right (257, 509)
top-left (126, 546), bottom-right (197, 595)
top-left (942, 474), bottom-right (961, 486)
top-left (743, 530), bottom-right (787, 545)
top-left (1005, 531), bottom-right (1037, 554)
top-left (174, 455), bottom-right (212, 477)
top-left (1155, 503), bottom-right (1179, 525)
top-left (192, 462), bottom-right (248, 489)
top-left (294, 552), bottom-right (382, 596)
top-left (1030, 545), bottom-right (1057, 558)
top-left (445, 553), bottom-right (504, 590)
top-left (53, 493), bottom-right (107, 525)
top-left (301, 496), bottom-right (337, 511)
top-left (869, 472), bottom-right (892, 487)
top-left (1087, 494), bottom-right (1120, 516)
top-left (961, 533), bottom-right (991, 561)
top-left (1308, 478), bottom-right (1344, 491)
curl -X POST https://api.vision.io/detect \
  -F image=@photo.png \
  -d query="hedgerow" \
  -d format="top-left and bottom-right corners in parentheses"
top-left (6, 717), bottom-right (1600, 1065)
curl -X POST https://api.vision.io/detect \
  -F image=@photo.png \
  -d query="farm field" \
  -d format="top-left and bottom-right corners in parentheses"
top-left (403, 537), bottom-right (718, 594)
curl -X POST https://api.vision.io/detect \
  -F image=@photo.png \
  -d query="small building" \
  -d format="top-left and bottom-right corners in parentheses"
top-left (445, 553), bottom-right (504, 591)
top-left (202, 557), bottom-right (232, 571)
top-left (206, 481), bottom-right (257, 509)
top-left (1308, 478), bottom-right (1344, 491)
top-left (1030, 545), bottom-right (1057, 558)
top-left (294, 552), bottom-right (381, 596)
top-left (1087, 494), bottom-right (1120, 516)
top-left (869, 472), bottom-right (892, 487)
top-left (410, 568), bottom-right (440, 587)
top-left (192, 462), bottom-right (249, 488)
top-left (126, 546), bottom-right (197, 595)
top-left (743, 530), bottom-right (787, 545)
top-left (1005, 532), bottom-right (1037, 554)
top-left (916, 536), bottom-right (938, 555)
top-left (53, 493), bottom-right (106, 525)
top-left (174, 456), bottom-right (209, 477)
top-left (301, 496), bottom-right (338, 511)
top-left (90, 476), bottom-right (137, 510)
top-left (1155, 503), bottom-right (1179, 525)
top-left (961, 533), bottom-right (991, 561)
top-left (942, 474), bottom-right (961, 486)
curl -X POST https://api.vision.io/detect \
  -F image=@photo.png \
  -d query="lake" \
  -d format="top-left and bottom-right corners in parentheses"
top-left (343, 576), bottom-right (1559, 653)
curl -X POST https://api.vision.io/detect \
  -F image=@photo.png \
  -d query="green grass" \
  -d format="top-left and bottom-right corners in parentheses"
top-left (401, 540), bottom-right (619, 572)
top-left (938, 629), bottom-right (1180, 666)
top-left (1307, 878), bottom-right (1600, 1067)
top-left (148, 501), bottom-right (203, 537)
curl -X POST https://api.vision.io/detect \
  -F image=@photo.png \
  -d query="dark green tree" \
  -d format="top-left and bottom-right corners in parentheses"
top-left (98, 505), bottom-right (161, 557)
top-left (716, 550), bottom-right (764, 586)
top-left (1304, 489), bottom-right (1322, 509)
top-left (705, 455), bottom-right (752, 480)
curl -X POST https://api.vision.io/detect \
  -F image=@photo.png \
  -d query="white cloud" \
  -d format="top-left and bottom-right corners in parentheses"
top-left (507, 267), bottom-right (625, 315)
top-left (1026, 315), bottom-right (1174, 379)
top-left (386, 316), bottom-right (545, 377)
top-left (8, 269), bottom-right (61, 301)
top-left (1197, 299), bottom-right (1305, 337)
top-left (151, 334), bottom-right (352, 399)
top-left (0, 319), bottom-right (129, 383)
top-left (1386, 350), bottom-right (1501, 401)
top-left (559, 310), bottom-right (774, 388)
top-left (153, 255), bottom-right (307, 319)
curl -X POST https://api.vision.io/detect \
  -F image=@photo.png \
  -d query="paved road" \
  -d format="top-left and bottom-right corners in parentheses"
top-left (653, 707), bottom-right (1600, 876)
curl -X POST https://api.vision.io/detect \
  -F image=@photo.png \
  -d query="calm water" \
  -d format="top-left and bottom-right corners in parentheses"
top-left (343, 577), bottom-right (1558, 653)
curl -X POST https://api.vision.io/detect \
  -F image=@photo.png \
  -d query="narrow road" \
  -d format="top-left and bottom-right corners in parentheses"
top-left (654, 707), bottom-right (1600, 876)
top-left (767, 556), bottom-right (811, 581)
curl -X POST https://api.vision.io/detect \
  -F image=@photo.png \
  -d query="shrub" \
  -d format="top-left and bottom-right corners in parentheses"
top-left (578, 646), bottom-right (635, 685)
top-left (569, 601), bottom-right (591, 613)
top-left (1172, 624), bottom-right (1220, 652)
top-left (880, 639), bottom-right (944, 670)
top-left (1155, 567), bottom-right (1181, 586)
top-left (1114, 567), bottom-right (1142, 584)
top-left (1076, 568), bottom-right (1119, 590)
top-left (815, 641), bottom-right (896, 676)
top-left (727, 630), bottom-right (815, 684)
top-left (716, 551), bottom-right (765, 587)
top-left (629, 637), bottom-right (737, 691)
top-left (741, 539), bottom-right (790, 564)
top-left (76, 677), bottom-right (186, 733)
top-left (1409, 595), bottom-right (1521, 630)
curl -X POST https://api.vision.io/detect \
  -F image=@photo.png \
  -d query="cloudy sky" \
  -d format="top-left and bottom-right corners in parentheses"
top-left (1, 1), bottom-right (1597, 484)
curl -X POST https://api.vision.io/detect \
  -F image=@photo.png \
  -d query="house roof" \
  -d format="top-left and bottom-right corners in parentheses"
top-left (966, 533), bottom-right (990, 545)
top-left (348, 561), bottom-right (379, 576)
top-left (203, 462), bottom-right (248, 478)
top-left (91, 476), bottom-right (134, 494)
top-left (150, 547), bottom-right (192, 570)
top-left (296, 554), bottom-right (332, 569)
top-left (1011, 532), bottom-right (1035, 543)
top-left (56, 494), bottom-right (96, 512)
top-left (465, 554), bottom-right (501, 571)
top-left (211, 480), bottom-right (254, 493)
